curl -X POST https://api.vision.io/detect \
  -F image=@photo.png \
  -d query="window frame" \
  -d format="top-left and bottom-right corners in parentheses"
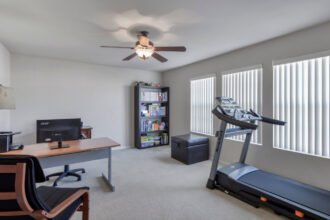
top-left (221, 65), bottom-right (263, 145)
top-left (190, 74), bottom-right (216, 136)
top-left (273, 50), bottom-right (330, 159)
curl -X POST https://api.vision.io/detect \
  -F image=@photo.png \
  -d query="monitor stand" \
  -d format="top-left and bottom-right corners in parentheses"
top-left (50, 140), bottom-right (70, 150)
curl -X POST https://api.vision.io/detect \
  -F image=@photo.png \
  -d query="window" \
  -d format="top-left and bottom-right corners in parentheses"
top-left (190, 76), bottom-right (215, 136)
top-left (222, 65), bottom-right (263, 144)
top-left (273, 53), bottom-right (330, 158)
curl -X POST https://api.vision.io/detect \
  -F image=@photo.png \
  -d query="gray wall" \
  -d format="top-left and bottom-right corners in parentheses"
top-left (162, 21), bottom-right (330, 190)
top-left (11, 54), bottom-right (161, 147)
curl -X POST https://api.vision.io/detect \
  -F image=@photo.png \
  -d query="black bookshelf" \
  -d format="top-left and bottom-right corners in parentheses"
top-left (134, 84), bottom-right (170, 149)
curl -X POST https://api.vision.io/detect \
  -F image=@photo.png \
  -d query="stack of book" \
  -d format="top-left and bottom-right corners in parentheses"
top-left (140, 132), bottom-right (168, 147)
top-left (141, 120), bottom-right (167, 132)
top-left (141, 91), bottom-right (168, 102)
top-left (141, 104), bottom-right (166, 117)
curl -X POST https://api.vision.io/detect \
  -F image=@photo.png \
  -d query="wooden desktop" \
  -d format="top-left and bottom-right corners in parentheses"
top-left (1, 137), bottom-right (120, 191)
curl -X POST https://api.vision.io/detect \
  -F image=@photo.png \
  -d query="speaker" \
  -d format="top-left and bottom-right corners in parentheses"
top-left (0, 133), bottom-right (12, 153)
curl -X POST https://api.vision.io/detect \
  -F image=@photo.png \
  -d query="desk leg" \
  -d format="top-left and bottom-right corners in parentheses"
top-left (102, 147), bottom-right (115, 192)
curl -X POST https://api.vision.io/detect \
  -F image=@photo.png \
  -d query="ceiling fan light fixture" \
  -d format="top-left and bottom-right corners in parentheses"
top-left (135, 45), bottom-right (154, 60)
top-left (101, 31), bottom-right (186, 62)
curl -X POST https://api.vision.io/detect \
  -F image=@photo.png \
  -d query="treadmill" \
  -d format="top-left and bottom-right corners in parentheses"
top-left (206, 97), bottom-right (330, 220)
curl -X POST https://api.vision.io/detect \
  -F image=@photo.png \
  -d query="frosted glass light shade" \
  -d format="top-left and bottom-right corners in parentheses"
top-left (135, 45), bottom-right (154, 59)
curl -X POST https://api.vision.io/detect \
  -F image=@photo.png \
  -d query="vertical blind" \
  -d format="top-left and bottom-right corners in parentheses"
top-left (273, 54), bottom-right (330, 158)
top-left (190, 76), bottom-right (215, 136)
top-left (222, 66), bottom-right (263, 144)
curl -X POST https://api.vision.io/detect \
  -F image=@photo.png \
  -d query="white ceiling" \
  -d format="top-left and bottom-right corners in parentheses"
top-left (1, 0), bottom-right (330, 72)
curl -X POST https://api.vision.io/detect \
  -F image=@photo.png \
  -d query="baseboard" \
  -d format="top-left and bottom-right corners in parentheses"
top-left (219, 159), bottom-right (230, 166)
top-left (112, 146), bottom-right (131, 151)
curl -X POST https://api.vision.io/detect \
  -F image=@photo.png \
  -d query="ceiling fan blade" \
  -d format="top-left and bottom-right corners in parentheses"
top-left (152, 53), bottom-right (168, 63)
top-left (100, 46), bottom-right (134, 49)
top-left (123, 53), bottom-right (137, 61)
top-left (154, 46), bottom-right (186, 52)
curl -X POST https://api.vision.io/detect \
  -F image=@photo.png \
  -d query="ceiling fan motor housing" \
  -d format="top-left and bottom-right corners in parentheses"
top-left (138, 35), bottom-right (151, 47)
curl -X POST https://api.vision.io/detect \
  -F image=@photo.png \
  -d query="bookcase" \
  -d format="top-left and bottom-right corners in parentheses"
top-left (134, 84), bottom-right (170, 149)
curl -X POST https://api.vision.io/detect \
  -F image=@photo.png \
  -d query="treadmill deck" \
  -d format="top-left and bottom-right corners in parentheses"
top-left (238, 170), bottom-right (330, 216)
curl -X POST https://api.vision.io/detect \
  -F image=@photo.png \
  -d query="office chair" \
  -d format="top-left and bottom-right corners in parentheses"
top-left (46, 165), bottom-right (85, 187)
top-left (0, 155), bottom-right (89, 220)
top-left (46, 133), bottom-right (87, 187)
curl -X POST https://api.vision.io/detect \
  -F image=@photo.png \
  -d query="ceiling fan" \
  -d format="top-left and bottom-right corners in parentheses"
top-left (100, 31), bottom-right (186, 63)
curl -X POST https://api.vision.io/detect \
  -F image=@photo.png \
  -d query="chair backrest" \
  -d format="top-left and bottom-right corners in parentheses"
top-left (0, 155), bottom-right (49, 219)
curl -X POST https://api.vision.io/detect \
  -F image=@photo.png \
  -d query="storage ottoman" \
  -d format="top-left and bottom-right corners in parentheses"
top-left (171, 134), bottom-right (209, 165)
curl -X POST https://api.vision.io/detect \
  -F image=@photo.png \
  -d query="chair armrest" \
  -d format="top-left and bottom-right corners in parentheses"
top-left (35, 189), bottom-right (89, 219)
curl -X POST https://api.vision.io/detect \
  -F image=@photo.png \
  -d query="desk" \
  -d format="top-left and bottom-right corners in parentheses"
top-left (1, 137), bottom-right (120, 191)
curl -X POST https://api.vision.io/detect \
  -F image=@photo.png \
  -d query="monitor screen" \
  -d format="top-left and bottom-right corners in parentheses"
top-left (36, 118), bottom-right (81, 143)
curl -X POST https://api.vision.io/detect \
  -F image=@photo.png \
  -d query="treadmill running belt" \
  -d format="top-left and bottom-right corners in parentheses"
top-left (239, 170), bottom-right (330, 216)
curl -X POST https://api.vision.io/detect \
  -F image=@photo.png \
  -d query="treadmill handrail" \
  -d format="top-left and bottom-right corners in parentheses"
top-left (250, 109), bottom-right (286, 125)
top-left (212, 106), bottom-right (258, 130)
top-left (261, 115), bottom-right (286, 126)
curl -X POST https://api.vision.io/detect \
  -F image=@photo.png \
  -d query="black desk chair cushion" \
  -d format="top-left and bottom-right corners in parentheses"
top-left (37, 186), bottom-right (88, 220)
top-left (0, 156), bottom-right (47, 212)
top-left (0, 155), bottom-right (89, 220)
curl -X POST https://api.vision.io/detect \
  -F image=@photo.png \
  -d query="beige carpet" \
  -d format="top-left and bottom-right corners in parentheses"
top-left (42, 146), bottom-right (285, 220)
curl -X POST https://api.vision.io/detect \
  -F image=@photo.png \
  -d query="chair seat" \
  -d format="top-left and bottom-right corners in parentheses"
top-left (0, 155), bottom-right (89, 220)
top-left (37, 186), bottom-right (89, 220)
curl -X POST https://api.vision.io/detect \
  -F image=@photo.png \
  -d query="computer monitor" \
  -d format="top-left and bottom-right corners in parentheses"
top-left (36, 118), bottom-right (82, 149)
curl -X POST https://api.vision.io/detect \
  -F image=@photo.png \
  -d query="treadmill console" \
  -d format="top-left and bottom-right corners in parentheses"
top-left (216, 97), bottom-right (261, 121)
top-left (214, 96), bottom-right (285, 126)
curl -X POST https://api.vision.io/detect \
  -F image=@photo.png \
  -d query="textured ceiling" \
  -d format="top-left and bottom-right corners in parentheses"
top-left (1, 0), bottom-right (330, 71)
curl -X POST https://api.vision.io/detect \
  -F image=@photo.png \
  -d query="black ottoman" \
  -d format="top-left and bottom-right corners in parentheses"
top-left (171, 134), bottom-right (209, 165)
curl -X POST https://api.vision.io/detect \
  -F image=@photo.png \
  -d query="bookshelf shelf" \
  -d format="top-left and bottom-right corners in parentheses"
top-left (141, 116), bottom-right (168, 119)
top-left (134, 84), bottom-right (170, 149)
top-left (140, 130), bottom-right (166, 135)
top-left (138, 144), bottom-right (167, 149)
top-left (141, 101), bottom-right (168, 104)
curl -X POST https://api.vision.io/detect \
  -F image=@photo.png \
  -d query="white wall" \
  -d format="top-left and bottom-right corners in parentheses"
top-left (163, 21), bottom-right (330, 190)
top-left (0, 42), bottom-right (11, 131)
top-left (11, 54), bottom-right (161, 147)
